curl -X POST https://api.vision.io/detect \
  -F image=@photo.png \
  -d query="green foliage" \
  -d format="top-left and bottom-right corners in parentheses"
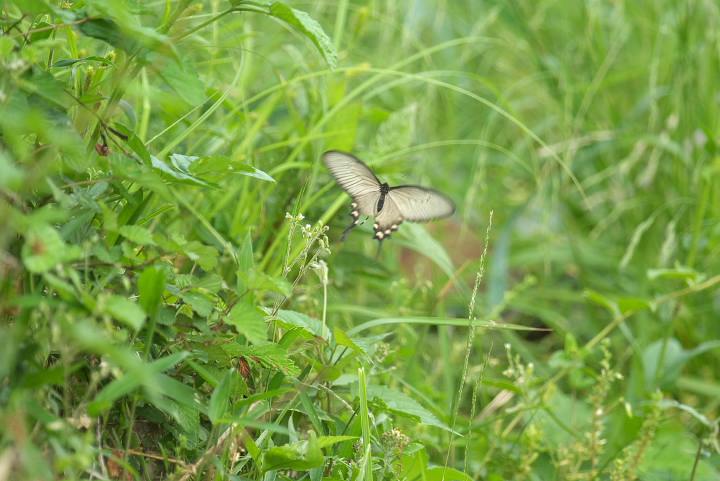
top-left (2, 0), bottom-right (719, 480)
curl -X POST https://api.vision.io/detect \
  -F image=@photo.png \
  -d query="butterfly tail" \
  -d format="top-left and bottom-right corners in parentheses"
top-left (375, 239), bottom-right (384, 260)
top-left (340, 222), bottom-right (357, 242)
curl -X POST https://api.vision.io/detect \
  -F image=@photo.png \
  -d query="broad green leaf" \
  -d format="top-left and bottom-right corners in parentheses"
top-left (269, 3), bottom-right (337, 71)
top-left (618, 297), bottom-right (655, 314)
top-left (149, 53), bottom-right (206, 107)
top-left (179, 290), bottom-right (214, 317)
top-left (109, 154), bottom-right (171, 198)
top-left (190, 155), bottom-right (276, 182)
top-left (238, 268), bottom-right (293, 297)
top-left (22, 224), bottom-right (82, 273)
top-left (180, 241), bottom-right (219, 271)
top-left (264, 308), bottom-right (330, 339)
top-left (77, 18), bottom-right (135, 52)
top-left (227, 303), bottom-right (268, 345)
top-left (263, 432), bottom-right (324, 473)
top-left (150, 156), bottom-right (216, 188)
top-left (368, 385), bottom-right (455, 433)
top-left (103, 295), bottom-right (147, 330)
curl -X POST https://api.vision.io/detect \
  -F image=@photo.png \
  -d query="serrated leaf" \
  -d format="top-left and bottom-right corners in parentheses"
top-left (180, 290), bottom-right (214, 317)
top-left (225, 344), bottom-right (300, 377)
top-left (269, 3), bottom-right (337, 71)
top-left (334, 328), bottom-right (368, 357)
top-left (181, 241), bottom-right (219, 271)
top-left (104, 295), bottom-right (146, 330)
top-left (227, 303), bottom-right (268, 345)
top-left (118, 225), bottom-right (155, 245)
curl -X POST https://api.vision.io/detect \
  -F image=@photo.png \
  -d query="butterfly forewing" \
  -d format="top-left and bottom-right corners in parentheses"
top-left (322, 151), bottom-right (382, 214)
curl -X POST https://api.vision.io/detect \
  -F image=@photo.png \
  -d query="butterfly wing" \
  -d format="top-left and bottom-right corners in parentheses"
top-left (323, 150), bottom-right (456, 245)
top-left (323, 151), bottom-right (385, 240)
top-left (372, 186), bottom-right (456, 240)
top-left (322, 151), bottom-right (383, 215)
top-left (387, 186), bottom-right (456, 222)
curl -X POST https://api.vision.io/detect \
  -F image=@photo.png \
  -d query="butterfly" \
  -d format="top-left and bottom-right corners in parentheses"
top-left (322, 150), bottom-right (455, 249)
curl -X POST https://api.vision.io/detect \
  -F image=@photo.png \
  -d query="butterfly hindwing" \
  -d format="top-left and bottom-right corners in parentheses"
top-left (322, 150), bottom-right (455, 245)
top-left (387, 186), bottom-right (456, 221)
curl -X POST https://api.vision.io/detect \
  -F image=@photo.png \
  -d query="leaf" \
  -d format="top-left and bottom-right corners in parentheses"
top-left (179, 290), bottom-right (214, 318)
top-left (647, 267), bottom-right (699, 281)
top-left (103, 295), bottom-right (147, 331)
top-left (180, 241), bottom-right (219, 271)
top-left (51, 56), bottom-right (114, 68)
top-left (264, 308), bottom-right (330, 339)
top-left (368, 385), bottom-right (456, 433)
top-left (269, 3), bottom-right (337, 71)
top-left (190, 155), bottom-right (276, 182)
top-left (227, 302), bottom-right (268, 345)
top-left (22, 224), bottom-right (82, 273)
top-left (208, 369), bottom-right (233, 424)
top-left (334, 328), bottom-right (368, 357)
top-left (118, 225), bottom-right (155, 245)
top-left (222, 344), bottom-right (300, 377)
top-left (238, 269), bottom-right (293, 296)
top-left (77, 18), bottom-right (136, 52)
top-left (109, 154), bottom-right (171, 197)
top-left (584, 289), bottom-right (620, 318)
top-left (151, 156), bottom-right (217, 188)
top-left (375, 103), bottom-right (418, 154)
top-left (617, 297), bottom-right (656, 314)
top-left (138, 266), bottom-right (166, 320)
top-left (317, 436), bottom-right (358, 448)
top-left (149, 53), bottom-right (206, 107)
top-left (263, 432), bottom-right (324, 473)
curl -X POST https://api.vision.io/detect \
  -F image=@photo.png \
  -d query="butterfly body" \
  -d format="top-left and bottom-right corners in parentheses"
top-left (323, 151), bottom-right (455, 246)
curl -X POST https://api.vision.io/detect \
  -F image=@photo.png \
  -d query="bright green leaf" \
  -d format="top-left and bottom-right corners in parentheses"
top-left (104, 295), bottom-right (147, 330)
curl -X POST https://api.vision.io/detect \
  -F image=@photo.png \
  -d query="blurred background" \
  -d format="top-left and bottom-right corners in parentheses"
top-left (2, 0), bottom-right (719, 479)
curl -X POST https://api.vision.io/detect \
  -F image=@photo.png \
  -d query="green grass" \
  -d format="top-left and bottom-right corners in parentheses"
top-left (1, 0), bottom-right (719, 480)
